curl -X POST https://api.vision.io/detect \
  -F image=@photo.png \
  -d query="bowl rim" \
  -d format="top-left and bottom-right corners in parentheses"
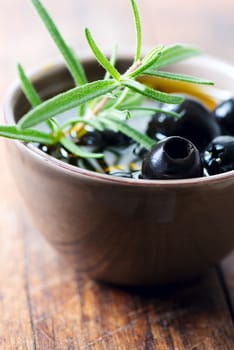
top-left (3, 53), bottom-right (234, 188)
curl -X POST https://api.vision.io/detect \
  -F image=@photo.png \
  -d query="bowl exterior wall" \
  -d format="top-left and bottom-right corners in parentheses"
top-left (6, 139), bottom-right (234, 285)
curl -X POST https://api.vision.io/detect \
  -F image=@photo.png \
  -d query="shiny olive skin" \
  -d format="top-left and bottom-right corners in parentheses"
top-left (147, 98), bottom-right (221, 150)
top-left (213, 98), bottom-right (234, 134)
top-left (77, 129), bottom-right (131, 148)
top-left (102, 129), bottom-right (132, 147)
top-left (77, 131), bottom-right (104, 147)
top-left (147, 113), bottom-right (177, 141)
top-left (133, 144), bottom-right (148, 158)
top-left (203, 135), bottom-right (234, 175)
top-left (141, 136), bottom-right (203, 180)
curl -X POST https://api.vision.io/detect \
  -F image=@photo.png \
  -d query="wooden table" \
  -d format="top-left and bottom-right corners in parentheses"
top-left (1, 1), bottom-right (234, 348)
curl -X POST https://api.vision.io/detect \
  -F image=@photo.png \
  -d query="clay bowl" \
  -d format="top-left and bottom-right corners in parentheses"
top-left (4, 55), bottom-right (234, 285)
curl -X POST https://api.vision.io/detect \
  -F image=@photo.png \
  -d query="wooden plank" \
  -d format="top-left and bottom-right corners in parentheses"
top-left (4, 214), bottom-right (231, 350)
top-left (0, 148), bottom-right (35, 350)
top-left (0, 186), bottom-right (233, 349)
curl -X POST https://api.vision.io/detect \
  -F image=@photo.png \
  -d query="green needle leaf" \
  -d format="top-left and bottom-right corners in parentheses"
top-left (17, 63), bottom-right (57, 132)
top-left (0, 125), bottom-right (55, 144)
top-left (61, 117), bottom-right (104, 131)
top-left (69, 47), bottom-right (88, 84)
top-left (153, 44), bottom-right (200, 69)
top-left (18, 80), bottom-right (119, 129)
top-left (31, 0), bottom-right (86, 86)
top-left (128, 45), bottom-right (164, 78)
top-left (60, 137), bottom-right (104, 159)
top-left (130, 0), bottom-right (142, 62)
top-left (101, 116), bottom-right (155, 150)
top-left (85, 28), bottom-right (121, 81)
top-left (121, 78), bottom-right (183, 104)
top-left (122, 106), bottom-right (181, 118)
top-left (144, 70), bottom-right (214, 85)
top-left (17, 63), bottom-right (41, 107)
top-left (104, 45), bottom-right (118, 80)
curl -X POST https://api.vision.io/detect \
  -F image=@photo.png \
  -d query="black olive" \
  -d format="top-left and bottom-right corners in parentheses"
top-left (133, 144), bottom-right (148, 158)
top-left (39, 143), bottom-right (72, 161)
top-left (102, 129), bottom-right (132, 147)
top-left (38, 144), bottom-right (57, 154)
top-left (147, 113), bottom-right (177, 140)
top-left (147, 98), bottom-right (221, 150)
top-left (52, 145), bottom-right (79, 164)
top-left (203, 135), bottom-right (234, 175)
top-left (77, 131), bottom-right (104, 147)
top-left (141, 136), bottom-right (203, 180)
top-left (213, 98), bottom-right (234, 134)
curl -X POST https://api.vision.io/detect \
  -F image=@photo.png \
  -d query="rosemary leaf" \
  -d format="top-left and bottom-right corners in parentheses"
top-left (17, 63), bottom-right (57, 132)
top-left (153, 44), bottom-right (200, 69)
top-left (112, 87), bottom-right (130, 109)
top-left (18, 80), bottom-right (119, 129)
top-left (122, 106), bottom-right (181, 118)
top-left (119, 92), bottom-right (144, 109)
top-left (144, 70), bottom-right (214, 85)
top-left (60, 137), bottom-right (104, 159)
top-left (17, 63), bottom-right (41, 107)
top-left (85, 28), bottom-right (121, 81)
top-left (69, 47), bottom-right (88, 85)
top-left (61, 117), bottom-right (104, 131)
top-left (0, 126), bottom-right (55, 144)
top-left (100, 116), bottom-right (155, 150)
top-left (128, 45), bottom-right (164, 78)
top-left (31, 0), bottom-right (86, 86)
top-left (104, 45), bottom-right (118, 80)
top-left (130, 0), bottom-right (142, 62)
top-left (121, 78), bottom-right (184, 104)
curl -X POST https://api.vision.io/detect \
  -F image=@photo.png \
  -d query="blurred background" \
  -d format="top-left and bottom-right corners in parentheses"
top-left (1, 0), bottom-right (234, 94)
top-left (0, 2), bottom-right (234, 347)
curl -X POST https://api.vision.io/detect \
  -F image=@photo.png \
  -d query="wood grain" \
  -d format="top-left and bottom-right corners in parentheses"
top-left (1, 214), bottom-right (232, 350)
top-left (1, 0), bottom-right (234, 349)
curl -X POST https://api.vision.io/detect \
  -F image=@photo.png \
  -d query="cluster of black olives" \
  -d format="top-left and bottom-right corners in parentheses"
top-left (39, 98), bottom-right (234, 180)
top-left (143, 98), bottom-right (234, 179)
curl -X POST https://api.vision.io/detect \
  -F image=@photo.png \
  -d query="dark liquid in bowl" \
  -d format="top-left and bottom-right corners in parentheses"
top-left (39, 134), bottom-right (144, 178)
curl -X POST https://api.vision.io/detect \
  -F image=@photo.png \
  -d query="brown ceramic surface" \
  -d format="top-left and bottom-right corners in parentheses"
top-left (4, 56), bottom-right (234, 285)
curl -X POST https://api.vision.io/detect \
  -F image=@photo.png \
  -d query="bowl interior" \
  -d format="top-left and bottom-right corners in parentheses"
top-left (4, 54), bottom-right (234, 187)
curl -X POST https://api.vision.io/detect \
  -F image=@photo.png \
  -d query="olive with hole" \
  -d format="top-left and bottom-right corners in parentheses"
top-left (141, 136), bottom-right (203, 180)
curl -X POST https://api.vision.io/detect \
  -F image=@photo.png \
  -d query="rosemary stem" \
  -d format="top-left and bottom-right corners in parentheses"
top-left (69, 96), bottom-right (109, 135)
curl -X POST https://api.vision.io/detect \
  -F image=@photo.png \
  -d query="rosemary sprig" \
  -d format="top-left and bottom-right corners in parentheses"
top-left (31, 0), bottom-right (87, 86)
top-left (1, 0), bottom-right (215, 160)
top-left (18, 80), bottom-right (119, 129)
